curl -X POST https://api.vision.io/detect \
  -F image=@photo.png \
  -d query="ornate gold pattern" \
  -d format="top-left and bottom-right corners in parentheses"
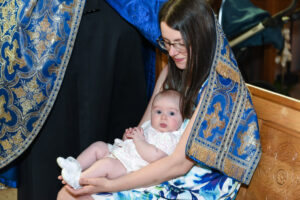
top-left (0, 130), bottom-right (24, 156)
top-left (0, 0), bottom-right (20, 40)
top-left (203, 102), bottom-right (225, 138)
top-left (216, 61), bottom-right (240, 83)
top-left (59, 2), bottom-right (76, 27)
top-left (0, 95), bottom-right (12, 123)
top-left (237, 121), bottom-right (259, 156)
top-left (4, 40), bottom-right (26, 74)
top-left (28, 17), bottom-right (61, 59)
top-left (12, 77), bottom-right (45, 116)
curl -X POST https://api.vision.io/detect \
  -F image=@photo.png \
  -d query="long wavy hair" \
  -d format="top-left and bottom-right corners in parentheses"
top-left (159, 0), bottom-right (216, 119)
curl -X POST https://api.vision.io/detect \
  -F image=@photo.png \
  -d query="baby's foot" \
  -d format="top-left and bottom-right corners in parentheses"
top-left (66, 156), bottom-right (81, 171)
top-left (56, 156), bottom-right (82, 189)
top-left (61, 168), bottom-right (82, 189)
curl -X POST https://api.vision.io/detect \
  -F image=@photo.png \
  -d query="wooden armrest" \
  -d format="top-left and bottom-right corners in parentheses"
top-left (236, 84), bottom-right (300, 199)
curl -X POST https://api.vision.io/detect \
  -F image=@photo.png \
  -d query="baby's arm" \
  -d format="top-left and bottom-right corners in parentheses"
top-left (130, 127), bottom-right (167, 163)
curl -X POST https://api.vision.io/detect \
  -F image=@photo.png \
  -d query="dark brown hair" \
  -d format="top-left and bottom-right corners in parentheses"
top-left (159, 0), bottom-right (216, 118)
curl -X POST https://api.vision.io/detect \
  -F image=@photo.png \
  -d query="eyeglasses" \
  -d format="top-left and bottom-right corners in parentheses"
top-left (157, 37), bottom-right (186, 53)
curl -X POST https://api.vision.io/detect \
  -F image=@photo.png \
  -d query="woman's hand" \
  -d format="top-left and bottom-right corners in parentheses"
top-left (58, 175), bottom-right (67, 185)
top-left (57, 185), bottom-right (94, 200)
top-left (66, 177), bottom-right (110, 196)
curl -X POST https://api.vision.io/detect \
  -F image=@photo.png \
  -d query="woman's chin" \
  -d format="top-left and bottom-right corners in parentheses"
top-left (175, 63), bottom-right (186, 70)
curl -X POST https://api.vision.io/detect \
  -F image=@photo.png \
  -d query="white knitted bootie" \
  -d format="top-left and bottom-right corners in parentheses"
top-left (57, 156), bottom-right (82, 189)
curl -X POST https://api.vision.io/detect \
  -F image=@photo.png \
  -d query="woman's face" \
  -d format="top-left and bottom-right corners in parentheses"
top-left (160, 22), bottom-right (188, 69)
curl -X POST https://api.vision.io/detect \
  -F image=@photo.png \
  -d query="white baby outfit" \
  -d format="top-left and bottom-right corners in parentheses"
top-left (57, 119), bottom-right (188, 189)
top-left (107, 120), bottom-right (188, 172)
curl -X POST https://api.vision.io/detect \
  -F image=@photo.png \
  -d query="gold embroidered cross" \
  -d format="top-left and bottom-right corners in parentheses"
top-left (203, 102), bottom-right (225, 138)
top-left (4, 40), bottom-right (26, 74)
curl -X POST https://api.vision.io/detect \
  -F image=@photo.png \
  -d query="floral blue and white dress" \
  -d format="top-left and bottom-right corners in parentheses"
top-left (92, 165), bottom-right (240, 200)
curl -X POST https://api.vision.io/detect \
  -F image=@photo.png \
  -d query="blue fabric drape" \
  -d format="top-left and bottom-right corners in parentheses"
top-left (105, 0), bottom-right (167, 98)
top-left (105, 0), bottom-right (165, 46)
top-left (0, 165), bottom-right (17, 188)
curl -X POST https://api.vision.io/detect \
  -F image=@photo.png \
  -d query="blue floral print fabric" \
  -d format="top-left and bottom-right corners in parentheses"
top-left (92, 165), bottom-right (240, 200)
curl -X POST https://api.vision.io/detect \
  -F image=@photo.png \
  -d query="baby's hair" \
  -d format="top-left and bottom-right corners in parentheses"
top-left (152, 89), bottom-right (183, 117)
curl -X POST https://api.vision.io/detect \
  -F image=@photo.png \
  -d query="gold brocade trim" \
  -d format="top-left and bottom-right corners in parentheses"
top-left (216, 62), bottom-right (240, 83)
top-left (224, 159), bottom-right (246, 182)
top-left (188, 142), bottom-right (217, 166)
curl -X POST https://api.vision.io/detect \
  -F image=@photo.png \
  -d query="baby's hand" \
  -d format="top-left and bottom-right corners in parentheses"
top-left (123, 127), bottom-right (134, 140)
top-left (131, 127), bottom-right (145, 141)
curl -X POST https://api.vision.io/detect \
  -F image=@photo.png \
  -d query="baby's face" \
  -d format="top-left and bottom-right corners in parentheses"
top-left (151, 96), bottom-right (183, 132)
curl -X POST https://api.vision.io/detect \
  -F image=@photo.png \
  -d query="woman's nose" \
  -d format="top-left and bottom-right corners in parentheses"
top-left (168, 45), bottom-right (178, 57)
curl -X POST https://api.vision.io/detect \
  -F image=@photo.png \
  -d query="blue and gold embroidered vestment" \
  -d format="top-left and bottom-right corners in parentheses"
top-left (0, 0), bottom-right (85, 169)
top-left (186, 17), bottom-right (261, 185)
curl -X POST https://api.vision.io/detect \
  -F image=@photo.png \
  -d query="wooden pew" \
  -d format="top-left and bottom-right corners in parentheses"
top-left (236, 84), bottom-right (300, 200)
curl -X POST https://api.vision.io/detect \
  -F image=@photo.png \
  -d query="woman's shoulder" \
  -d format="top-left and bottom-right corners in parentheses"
top-left (158, 66), bottom-right (168, 80)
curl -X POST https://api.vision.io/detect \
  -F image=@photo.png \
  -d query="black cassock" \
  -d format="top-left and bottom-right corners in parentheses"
top-left (17, 0), bottom-right (148, 199)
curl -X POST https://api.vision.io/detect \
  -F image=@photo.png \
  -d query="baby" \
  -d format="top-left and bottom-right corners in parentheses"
top-left (57, 90), bottom-right (188, 189)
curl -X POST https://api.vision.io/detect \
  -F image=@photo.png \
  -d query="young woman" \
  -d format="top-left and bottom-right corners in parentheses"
top-left (57, 0), bottom-right (261, 199)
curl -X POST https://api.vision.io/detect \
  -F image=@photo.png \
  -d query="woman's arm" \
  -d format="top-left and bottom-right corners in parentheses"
top-left (67, 99), bottom-right (202, 196)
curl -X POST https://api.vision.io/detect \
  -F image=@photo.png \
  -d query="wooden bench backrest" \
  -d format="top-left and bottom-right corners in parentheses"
top-left (236, 84), bottom-right (300, 200)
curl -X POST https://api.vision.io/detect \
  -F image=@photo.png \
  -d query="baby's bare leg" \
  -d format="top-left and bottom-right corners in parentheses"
top-left (77, 141), bottom-right (110, 170)
top-left (81, 157), bottom-right (127, 179)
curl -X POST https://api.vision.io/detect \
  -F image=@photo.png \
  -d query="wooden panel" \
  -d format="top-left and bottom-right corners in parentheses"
top-left (0, 188), bottom-right (17, 200)
top-left (250, 89), bottom-right (300, 135)
top-left (236, 85), bottom-right (300, 200)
